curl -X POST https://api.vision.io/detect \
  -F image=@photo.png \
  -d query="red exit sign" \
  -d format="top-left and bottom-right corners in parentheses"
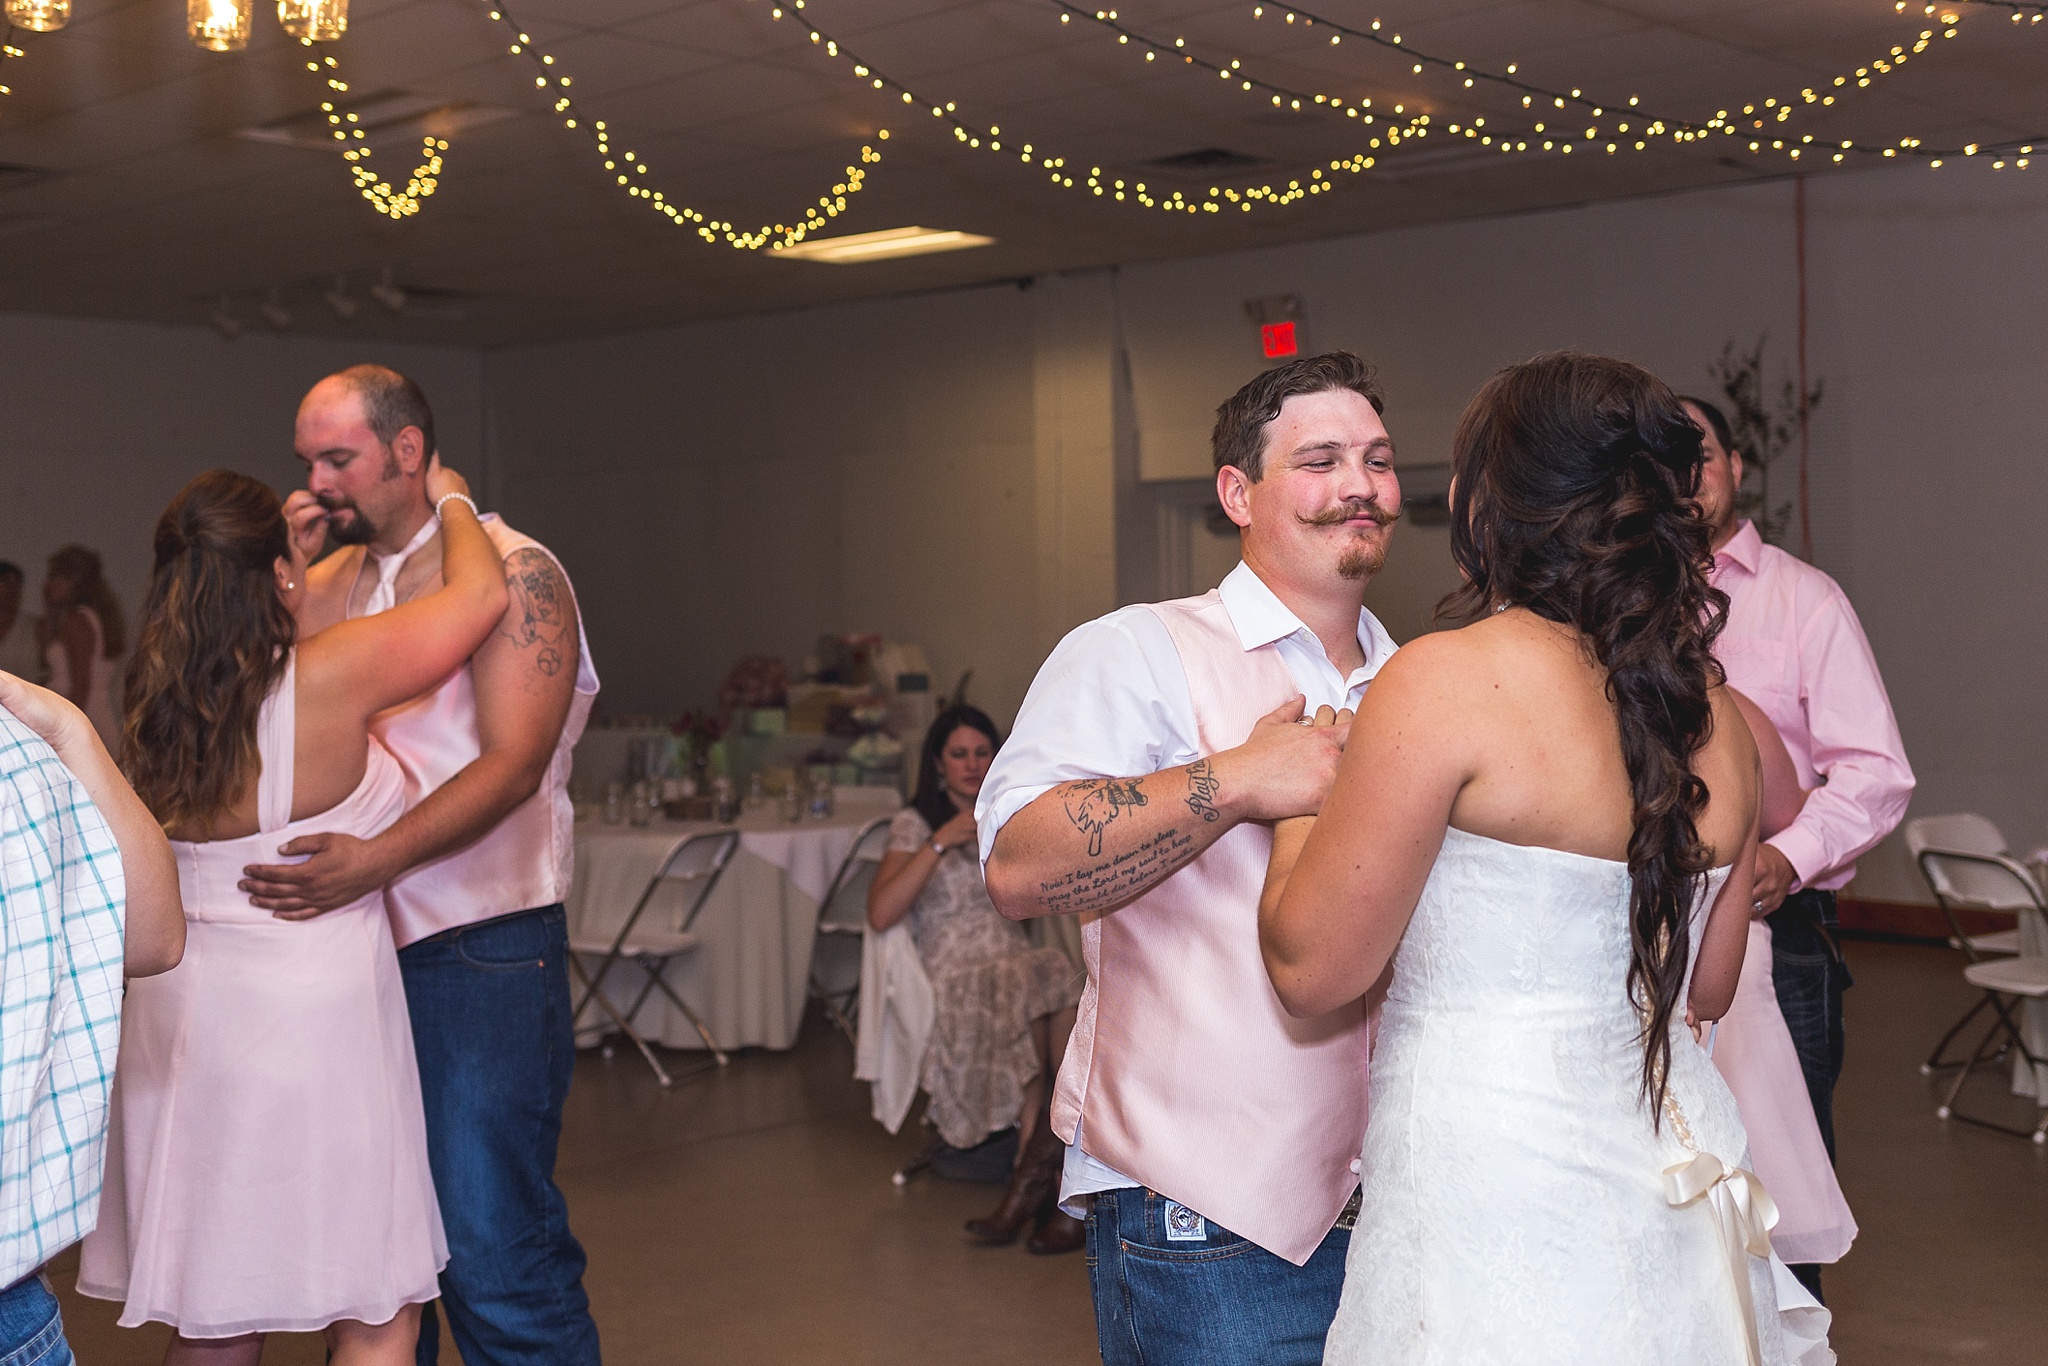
top-left (1260, 320), bottom-right (1299, 359)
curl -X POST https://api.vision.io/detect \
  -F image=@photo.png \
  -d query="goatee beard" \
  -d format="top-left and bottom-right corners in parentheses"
top-left (1338, 544), bottom-right (1386, 581)
top-left (325, 509), bottom-right (377, 546)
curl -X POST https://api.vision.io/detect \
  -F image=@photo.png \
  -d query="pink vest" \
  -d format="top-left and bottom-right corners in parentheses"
top-left (1051, 589), bottom-right (1371, 1265)
top-left (363, 517), bottom-right (599, 947)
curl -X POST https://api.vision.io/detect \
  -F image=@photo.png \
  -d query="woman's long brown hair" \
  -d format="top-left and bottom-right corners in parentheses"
top-left (122, 471), bottom-right (296, 833)
top-left (1442, 352), bottom-right (1728, 1123)
top-left (47, 544), bottom-right (127, 658)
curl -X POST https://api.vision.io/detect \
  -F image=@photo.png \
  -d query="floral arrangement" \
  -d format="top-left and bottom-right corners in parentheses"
top-left (671, 709), bottom-right (725, 749)
top-left (718, 655), bottom-right (789, 711)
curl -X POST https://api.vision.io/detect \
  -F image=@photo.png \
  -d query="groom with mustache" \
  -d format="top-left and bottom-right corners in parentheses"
top-left (979, 352), bottom-right (1401, 1366)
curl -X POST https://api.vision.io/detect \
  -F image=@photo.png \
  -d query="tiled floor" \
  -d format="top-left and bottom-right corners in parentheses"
top-left (49, 939), bottom-right (2048, 1363)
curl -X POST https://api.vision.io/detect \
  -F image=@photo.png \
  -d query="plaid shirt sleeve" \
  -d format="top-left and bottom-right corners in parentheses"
top-left (0, 708), bottom-right (127, 1285)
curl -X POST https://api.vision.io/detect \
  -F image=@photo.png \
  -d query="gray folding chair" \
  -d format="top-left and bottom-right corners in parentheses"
top-left (569, 828), bottom-right (741, 1087)
top-left (808, 815), bottom-right (894, 1042)
top-left (1939, 952), bottom-right (2048, 1144)
top-left (1906, 814), bottom-right (2038, 1076)
top-left (1905, 815), bottom-right (2048, 1143)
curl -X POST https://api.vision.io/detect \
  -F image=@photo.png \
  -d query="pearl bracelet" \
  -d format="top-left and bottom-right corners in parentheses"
top-left (434, 492), bottom-right (479, 520)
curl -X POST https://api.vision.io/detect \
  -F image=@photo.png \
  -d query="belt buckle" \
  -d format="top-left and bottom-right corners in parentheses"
top-left (1334, 1185), bottom-right (1362, 1231)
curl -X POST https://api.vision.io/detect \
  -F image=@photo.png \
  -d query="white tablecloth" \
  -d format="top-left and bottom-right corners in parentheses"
top-left (567, 789), bottom-right (901, 1052)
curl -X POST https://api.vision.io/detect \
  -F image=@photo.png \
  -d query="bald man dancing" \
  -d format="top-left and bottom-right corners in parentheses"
top-left (242, 366), bottom-right (603, 1366)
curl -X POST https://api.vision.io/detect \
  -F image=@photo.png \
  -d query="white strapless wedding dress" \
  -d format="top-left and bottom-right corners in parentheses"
top-left (1324, 827), bottom-right (1834, 1366)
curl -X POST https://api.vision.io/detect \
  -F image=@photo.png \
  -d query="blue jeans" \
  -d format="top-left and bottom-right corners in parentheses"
top-left (1767, 889), bottom-right (1851, 1164)
top-left (399, 905), bottom-right (601, 1366)
top-left (1087, 1188), bottom-right (1349, 1366)
top-left (0, 1275), bottom-right (70, 1366)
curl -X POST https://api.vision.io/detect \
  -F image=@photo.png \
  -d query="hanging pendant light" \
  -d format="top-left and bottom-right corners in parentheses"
top-left (4, 1), bottom-right (70, 31)
top-left (276, 0), bottom-right (345, 42)
top-left (188, 0), bottom-right (253, 52)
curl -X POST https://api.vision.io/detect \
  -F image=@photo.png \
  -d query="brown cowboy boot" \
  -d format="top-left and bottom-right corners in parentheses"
top-left (964, 1118), bottom-right (1062, 1245)
top-left (1027, 1202), bottom-right (1086, 1255)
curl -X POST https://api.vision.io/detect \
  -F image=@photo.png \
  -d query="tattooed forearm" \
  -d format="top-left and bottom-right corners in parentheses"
top-left (1184, 758), bottom-right (1221, 823)
top-left (498, 547), bottom-right (574, 680)
top-left (1036, 827), bottom-right (1201, 915)
top-left (1063, 777), bottom-right (1147, 857)
top-left (990, 760), bottom-right (1239, 919)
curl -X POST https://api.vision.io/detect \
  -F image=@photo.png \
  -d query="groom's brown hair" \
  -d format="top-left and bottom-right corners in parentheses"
top-left (1211, 350), bottom-right (1383, 481)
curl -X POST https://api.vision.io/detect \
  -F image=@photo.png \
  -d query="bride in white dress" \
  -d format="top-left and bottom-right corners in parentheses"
top-left (1259, 352), bottom-right (1832, 1366)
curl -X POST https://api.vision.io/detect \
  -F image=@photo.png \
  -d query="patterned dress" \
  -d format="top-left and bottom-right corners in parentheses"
top-left (889, 807), bottom-right (1083, 1149)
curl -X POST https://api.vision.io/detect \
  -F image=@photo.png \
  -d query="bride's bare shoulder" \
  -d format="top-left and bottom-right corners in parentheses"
top-left (1366, 622), bottom-right (1491, 690)
top-left (1361, 618), bottom-right (1539, 724)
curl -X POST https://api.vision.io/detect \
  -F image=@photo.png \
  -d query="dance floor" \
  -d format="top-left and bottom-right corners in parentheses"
top-left (48, 939), bottom-right (2046, 1364)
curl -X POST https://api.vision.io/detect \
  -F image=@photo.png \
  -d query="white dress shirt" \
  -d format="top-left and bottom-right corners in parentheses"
top-left (977, 560), bottom-right (1400, 1206)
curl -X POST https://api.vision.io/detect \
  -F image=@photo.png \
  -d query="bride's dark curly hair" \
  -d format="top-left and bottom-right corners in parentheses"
top-left (1442, 351), bottom-right (1728, 1120)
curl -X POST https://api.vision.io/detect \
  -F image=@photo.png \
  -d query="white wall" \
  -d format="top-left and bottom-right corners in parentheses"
top-left (482, 279), bottom-right (1082, 729)
top-left (0, 311), bottom-right (482, 627)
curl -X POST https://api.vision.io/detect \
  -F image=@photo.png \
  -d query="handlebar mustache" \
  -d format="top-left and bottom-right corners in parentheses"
top-left (1297, 500), bottom-right (1400, 528)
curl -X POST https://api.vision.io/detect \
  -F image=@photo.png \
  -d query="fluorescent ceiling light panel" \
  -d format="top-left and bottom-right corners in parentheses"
top-left (770, 226), bottom-right (995, 264)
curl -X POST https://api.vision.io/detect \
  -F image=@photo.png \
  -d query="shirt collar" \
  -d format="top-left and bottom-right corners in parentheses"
top-left (1217, 560), bottom-right (1398, 678)
top-left (1716, 519), bottom-right (1764, 576)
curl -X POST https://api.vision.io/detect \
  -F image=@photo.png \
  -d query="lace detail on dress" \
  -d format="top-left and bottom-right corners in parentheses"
top-left (889, 808), bottom-right (1083, 1148)
top-left (1322, 827), bottom-right (1831, 1366)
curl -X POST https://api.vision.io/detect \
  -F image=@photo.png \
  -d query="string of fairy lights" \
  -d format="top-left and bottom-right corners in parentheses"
top-left (479, 0), bottom-right (882, 251)
top-left (1955, 0), bottom-right (2048, 18)
top-left (301, 41), bottom-right (445, 219)
top-left (1058, 6), bottom-right (1611, 168)
top-left (1047, 2), bottom-right (1426, 132)
top-left (757, 0), bottom-right (1419, 214)
top-left (0, 0), bottom-right (2041, 235)
top-left (0, 27), bottom-right (21, 100)
top-left (1237, 2), bottom-right (1959, 134)
top-left (1228, 1), bottom-right (2042, 166)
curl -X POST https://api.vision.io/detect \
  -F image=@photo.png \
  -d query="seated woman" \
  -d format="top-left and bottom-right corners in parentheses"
top-left (1716, 688), bottom-right (1857, 1293)
top-left (867, 705), bottom-right (1085, 1255)
top-left (79, 461), bottom-right (506, 1365)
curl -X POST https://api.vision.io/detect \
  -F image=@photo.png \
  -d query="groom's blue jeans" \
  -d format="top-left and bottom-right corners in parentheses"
top-left (1087, 1188), bottom-right (1348, 1366)
top-left (399, 905), bottom-right (601, 1366)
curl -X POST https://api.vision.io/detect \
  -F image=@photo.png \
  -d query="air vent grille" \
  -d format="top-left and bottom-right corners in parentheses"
top-left (237, 92), bottom-right (517, 152)
top-left (1134, 147), bottom-right (1278, 177)
top-left (0, 163), bottom-right (54, 193)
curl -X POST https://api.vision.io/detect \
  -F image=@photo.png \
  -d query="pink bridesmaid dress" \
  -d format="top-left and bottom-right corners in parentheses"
top-left (42, 604), bottom-right (120, 751)
top-left (1713, 691), bottom-right (1857, 1267)
top-left (79, 652), bottom-right (447, 1336)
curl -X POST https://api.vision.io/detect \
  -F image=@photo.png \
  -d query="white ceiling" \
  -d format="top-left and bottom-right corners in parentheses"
top-left (0, 0), bottom-right (2040, 345)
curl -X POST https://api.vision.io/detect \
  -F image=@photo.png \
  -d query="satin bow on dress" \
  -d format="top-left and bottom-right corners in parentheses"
top-left (1665, 1150), bottom-right (1782, 1366)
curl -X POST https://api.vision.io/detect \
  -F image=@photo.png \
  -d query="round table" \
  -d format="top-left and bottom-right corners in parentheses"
top-left (567, 788), bottom-right (901, 1052)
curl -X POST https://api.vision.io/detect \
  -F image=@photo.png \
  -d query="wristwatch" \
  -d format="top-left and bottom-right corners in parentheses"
top-left (930, 839), bottom-right (947, 857)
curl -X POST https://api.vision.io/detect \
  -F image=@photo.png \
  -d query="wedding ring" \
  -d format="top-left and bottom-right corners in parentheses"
top-left (1752, 899), bottom-right (1765, 914)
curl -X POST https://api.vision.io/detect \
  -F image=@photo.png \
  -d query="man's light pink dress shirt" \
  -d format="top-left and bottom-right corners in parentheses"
top-left (1710, 520), bottom-right (1915, 891)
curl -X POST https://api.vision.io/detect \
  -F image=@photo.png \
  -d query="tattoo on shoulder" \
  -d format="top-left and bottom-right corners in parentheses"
top-left (1062, 778), bottom-right (1147, 857)
top-left (1184, 758), bottom-right (1221, 823)
top-left (499, 547), bottom-right (573, 679)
